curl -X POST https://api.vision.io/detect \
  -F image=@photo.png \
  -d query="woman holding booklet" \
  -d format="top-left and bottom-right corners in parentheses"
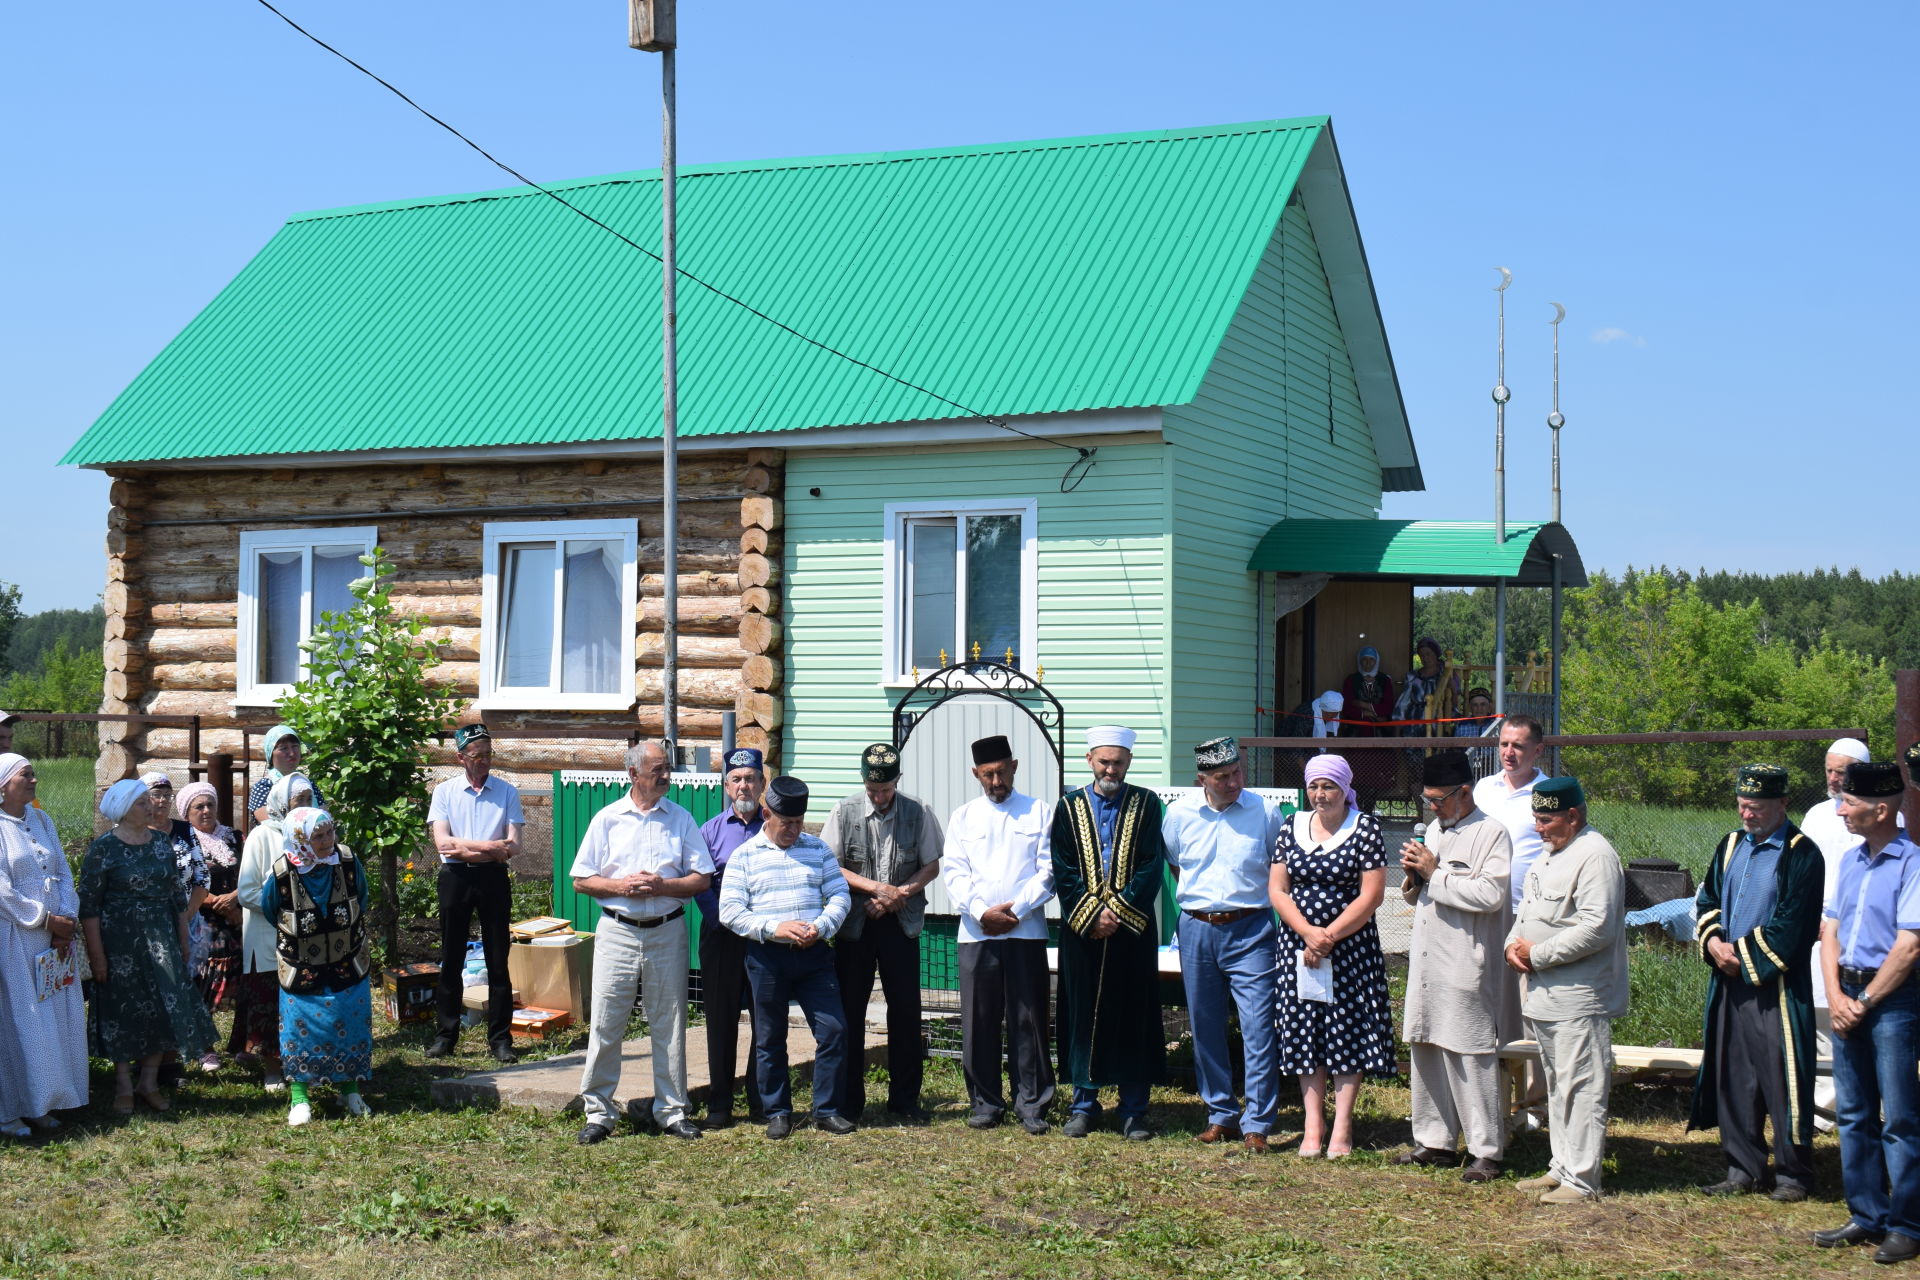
top-left (0, 753), bottom-right (88, 1133)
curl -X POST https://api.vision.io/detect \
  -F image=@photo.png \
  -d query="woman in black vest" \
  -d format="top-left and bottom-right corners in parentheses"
top-left (253, 807), bottom-right (373, 1127)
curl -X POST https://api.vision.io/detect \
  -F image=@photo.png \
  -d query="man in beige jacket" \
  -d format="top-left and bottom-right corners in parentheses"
top-left (1396, 749), bottom-right (1516, 1182)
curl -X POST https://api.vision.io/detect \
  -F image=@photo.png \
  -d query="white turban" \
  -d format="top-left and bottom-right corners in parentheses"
top-left (0, 753), bottom-right (27, 791)
top-left (1086, 725), bottom-right (1137, 752)
top-left (100, 778), bottom-right (150, 823)
top-left (1830, 738), bottom-right (1871, 763)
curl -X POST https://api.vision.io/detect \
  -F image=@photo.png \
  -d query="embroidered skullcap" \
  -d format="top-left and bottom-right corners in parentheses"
top-left (724, 747), bottom-right (765, 774)
top-left (140, 770), bottom-right (172, 790)
top-left (262, 724), bottom-right (301, 762)
top-left (1829, 737), bottom-right (1872, 764)
top-left (765, 776), bottom-right (810, 817)
top-left (1843, 760), bottom-right (1904, 799)
top-left (1302, 754), bottom-right (1359, 811)
top-left (1736, 764), bottom-right (1789, 800)
top-left (174, 780), bottom-right (217, 820)
top-left (99, 778), bottom-right (149, 823)
top-left (859, 743), bottom-right (900, 784)
top-left (453, 723), bottom-right (491, 751)
top-left (970, 735), bottom-right (1013, 767)
top-left (1422, 749), bottom-right (1474, 789)
top-left (0, 753), bottom-right (27, 790)
top-left (1194, 737), bottom-right (1240, 770)
top-left (1532, 775), bottom-right (1586, 812)
top-left (1085, 725), bottom-right (1136, 752)
top-left (283, 806), bottom-right (338, 869)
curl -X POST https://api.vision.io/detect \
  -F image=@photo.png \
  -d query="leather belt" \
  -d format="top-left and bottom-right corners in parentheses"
top-left (1840, 965), bottom-right (1880, 986)
top-left (602, 905), bottom-right (686, 930)
top-left (1185, 907), bottom-right (1263, 926)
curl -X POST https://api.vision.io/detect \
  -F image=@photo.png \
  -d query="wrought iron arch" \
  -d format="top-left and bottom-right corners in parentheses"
top-left (892, 661), bottom-right (1066, 788)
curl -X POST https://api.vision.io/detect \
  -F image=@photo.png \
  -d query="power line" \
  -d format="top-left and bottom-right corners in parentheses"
top-left (249, 0), bottom-right (1095, 480)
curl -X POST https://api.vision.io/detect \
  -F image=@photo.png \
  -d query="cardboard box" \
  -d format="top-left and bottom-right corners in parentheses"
top-left (381, 962), bottom-right (440, 1024)
top-left (508, 932), bottom-right (594, 1021)
top-left (509, 1005), bottom-right (573, 1041)
top-left (460, 983), bottom-right (519, 1011)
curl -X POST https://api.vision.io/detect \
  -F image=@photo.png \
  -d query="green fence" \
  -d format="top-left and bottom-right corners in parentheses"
top-left (550, 772), bottom-right (728, 942)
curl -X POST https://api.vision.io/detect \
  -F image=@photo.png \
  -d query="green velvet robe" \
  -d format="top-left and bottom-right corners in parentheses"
top-left (1051, 783), bottom-right (1166, 1089)
top-left (1687, 822), bottom-right (1823, 1144)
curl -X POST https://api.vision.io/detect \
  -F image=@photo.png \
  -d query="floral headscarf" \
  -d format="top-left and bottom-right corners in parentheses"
top-left (283, 807), bottom-right (338, 870)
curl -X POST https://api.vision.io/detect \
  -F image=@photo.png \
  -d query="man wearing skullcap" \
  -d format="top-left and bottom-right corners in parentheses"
top-left (1396, 749), bottom-right (1516, 1181)
top-left (1504, 776), bottom-right (1627, 1204)
top-left (1162, 736), bottom-right (1283, 1151)
top-left (941, 734), bottom-right (1055, 1132)
top-left (696, 746), bottom-right (768, 1128)
top-left (821, 743), bottom-right (943, 1122)
top-left (425, 723), bottom-right (525, 1064)
top-left (718, 776), bottom-right (855, 1139)
top-left (1813, 760), bottom-right (1920, 1260)
top-left (1688, 766), bottom-right (1823, 1202)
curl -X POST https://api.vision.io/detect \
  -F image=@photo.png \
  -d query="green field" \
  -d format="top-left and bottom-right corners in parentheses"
top-left (31, 755), bottom-right (99, 863)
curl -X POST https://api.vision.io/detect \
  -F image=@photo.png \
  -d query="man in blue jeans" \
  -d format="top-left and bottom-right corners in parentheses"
top-left (1815, 758), bottom-right (1920, 1263)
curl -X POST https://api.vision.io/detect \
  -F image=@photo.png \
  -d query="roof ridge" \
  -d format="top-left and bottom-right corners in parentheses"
top-left (287, 115), bottom-right (1329, 224)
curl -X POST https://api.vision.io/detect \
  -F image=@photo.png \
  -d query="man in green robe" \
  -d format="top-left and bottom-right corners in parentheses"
top-left (1051, 724), bottom-right (1166, 1140)
top-left (1689, 763), bottom-right (1824, 1201)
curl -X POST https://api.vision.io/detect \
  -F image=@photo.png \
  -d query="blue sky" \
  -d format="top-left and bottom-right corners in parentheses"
top-left (5, 1), bottom-right (1913, 612)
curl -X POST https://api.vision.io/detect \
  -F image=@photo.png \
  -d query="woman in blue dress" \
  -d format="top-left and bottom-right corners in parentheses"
top-left (1268, 753), bottom-right (1395, 1157)
top-left (254, 807), bottom-right (374, 1127)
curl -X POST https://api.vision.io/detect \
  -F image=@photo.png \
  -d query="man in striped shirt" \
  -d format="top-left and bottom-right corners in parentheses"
top-left (718, 776), bottom-right (855, 1139)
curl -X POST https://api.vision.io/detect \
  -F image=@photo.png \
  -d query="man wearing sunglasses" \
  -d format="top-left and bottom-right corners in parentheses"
top-left (1396, 749), bottom-right (1517, 1183)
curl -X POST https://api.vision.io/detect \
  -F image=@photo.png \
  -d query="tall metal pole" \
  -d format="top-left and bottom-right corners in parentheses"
top-left (1491, 268), bottom-right (1512, 714)
top-left (1548, 302), bottom-right (1566, 525)
top-left (659, 45), bottom-right (680, 756)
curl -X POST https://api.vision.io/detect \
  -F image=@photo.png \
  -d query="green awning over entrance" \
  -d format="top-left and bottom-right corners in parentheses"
top-left (1246, 520), bottom-right (1587, 587)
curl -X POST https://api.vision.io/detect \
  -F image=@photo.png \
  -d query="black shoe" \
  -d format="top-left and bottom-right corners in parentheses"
top-left (887, 1105), bottom-right (933, 1126)
top-left (1700, 1178), bottom-right (1757, 1197)
top-left (765, 1115), bottom-right (793, 1141)
top-left (1770, 1183), bottom-right (1809, 1203)
top-left (1121, 1115), bottom-right (1154, 1142)
top-left (661, 1119), bottom-right (703, 1140)
top-left (702, 1111), bottom-right (736, 1131)
top-left (1020, 1115), bottom-right (1051, 1135)
top-left (1877, 1233), bottom-right (1920, 1265)
top-left (576, 1122), bottom-right (614, 1146)
top-left (1395, 1145), bottom-right (1461, 1168)
top-left (966, 1111), bottom-right (1002, 1130)
top-left (1461, 1158), bottom-right (1502, 1184)
top-left (488, 1042), bottom-right (519, 1065)
top-left (1814, 1222), bottom-right (1886, 1248)
top-left (1062, 1113), bottom-right (1094, 1139)
top-left (816, 1114), bottom-right (857, 1135)
top-left (424, 1037), bottom-right (458, 1059)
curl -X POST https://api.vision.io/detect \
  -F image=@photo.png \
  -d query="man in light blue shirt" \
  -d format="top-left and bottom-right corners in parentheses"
top-left (1162, 736), bottom-right (1283, 1152)
top-left (1816, 758), bottom-right (1920, 1261)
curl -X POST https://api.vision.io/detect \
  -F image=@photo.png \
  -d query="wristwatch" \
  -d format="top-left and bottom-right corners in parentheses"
top-left (1862, 989), bottom-right (1880, 1010)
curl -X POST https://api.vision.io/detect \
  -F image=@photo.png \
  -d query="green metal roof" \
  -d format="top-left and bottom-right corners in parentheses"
top-left (63, 117), bottom-right (1387, 467)
top-left (1245, 520), bottom-right (1588, 587)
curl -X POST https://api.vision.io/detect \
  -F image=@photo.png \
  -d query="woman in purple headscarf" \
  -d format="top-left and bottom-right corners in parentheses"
top-left (1268, 753), bottom-right (1395, 1157)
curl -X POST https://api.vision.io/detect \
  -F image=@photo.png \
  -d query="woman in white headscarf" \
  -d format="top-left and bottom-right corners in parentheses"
top-left (1310, 691), bottom-right (1345, 739)
top-left (77, 777), bottom-right (217, 1113)
top-left (232, 772), bottom-right (314, 1094)
top-left (0, 754), bottom-right (87, 1134)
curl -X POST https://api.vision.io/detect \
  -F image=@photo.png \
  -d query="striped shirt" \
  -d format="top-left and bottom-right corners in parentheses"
top-left (716, 830), bottom-right (851, 944)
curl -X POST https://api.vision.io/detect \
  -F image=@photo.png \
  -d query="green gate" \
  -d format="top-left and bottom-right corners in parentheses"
top-left (549, 771), bottom-right (727, 946)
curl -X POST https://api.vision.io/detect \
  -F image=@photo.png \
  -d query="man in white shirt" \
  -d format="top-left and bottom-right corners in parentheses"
top-left (1471, 712), bottom-right (1551, 1126)
top-left (942, 734), bottom-right (1055, 1134)
top-left (569, 740), bottom-right (714, 1146)
top-left (425, 723), bottom-right (524, 1064)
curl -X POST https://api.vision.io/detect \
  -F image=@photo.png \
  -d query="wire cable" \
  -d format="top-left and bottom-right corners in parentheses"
top-left (250, 0), bottom-right (1096, 483)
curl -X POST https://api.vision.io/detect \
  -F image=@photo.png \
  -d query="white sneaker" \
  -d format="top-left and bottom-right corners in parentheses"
top-left (263, 1069), bottom-right (286, 1095)
top-left (287, 1103), bottom-right (312, 1127)
top-left (343, 1094), bottom-right (373, 1119)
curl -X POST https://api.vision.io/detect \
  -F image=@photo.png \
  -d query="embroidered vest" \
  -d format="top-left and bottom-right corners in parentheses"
top-left (272, 850), bottom-right (370, 994)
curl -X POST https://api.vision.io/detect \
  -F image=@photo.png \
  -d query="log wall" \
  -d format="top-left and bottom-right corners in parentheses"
top-left (97, 451), bottom-right (786, 816)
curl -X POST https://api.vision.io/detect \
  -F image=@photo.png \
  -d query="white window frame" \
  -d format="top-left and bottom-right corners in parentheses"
top-left (479, 518), bottom-right (639, 712)
top-left (235, 526), bottom-right (379, 707)
top-left (881, 498), bottom-right (1038, 686)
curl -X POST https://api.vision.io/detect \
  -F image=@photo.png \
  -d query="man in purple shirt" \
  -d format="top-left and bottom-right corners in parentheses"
top-left (697, 747), bottom-right (767, 1127)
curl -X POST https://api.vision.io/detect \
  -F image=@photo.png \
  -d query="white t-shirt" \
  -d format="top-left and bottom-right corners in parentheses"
top-left (1473, 768), bottom-right (1548, 911)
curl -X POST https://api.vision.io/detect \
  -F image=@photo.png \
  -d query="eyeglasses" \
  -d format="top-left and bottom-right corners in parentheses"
top-left (1420, 784), bottom-right (1467, 809)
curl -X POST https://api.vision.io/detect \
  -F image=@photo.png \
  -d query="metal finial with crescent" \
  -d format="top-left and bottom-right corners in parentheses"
top-left (1549, 301), bottom-right (1566, 325)
top-left (1494, 266), bottom-right (1512, 292)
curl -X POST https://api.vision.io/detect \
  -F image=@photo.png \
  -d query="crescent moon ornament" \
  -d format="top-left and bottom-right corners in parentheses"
top-left (1494, 266), bottom-right (1512, 292)
top-left (1549, 301), bottom-right (1566, 325)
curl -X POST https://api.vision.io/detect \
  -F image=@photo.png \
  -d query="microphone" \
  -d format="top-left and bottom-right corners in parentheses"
top-left (1407, 822), bottom-right (1429, 885)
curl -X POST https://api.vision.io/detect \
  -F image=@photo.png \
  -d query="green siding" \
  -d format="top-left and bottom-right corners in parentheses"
top-left (782, 440), bottom-right (1173, 792)
top-left (1163, 202), bottom-right (1382, 755)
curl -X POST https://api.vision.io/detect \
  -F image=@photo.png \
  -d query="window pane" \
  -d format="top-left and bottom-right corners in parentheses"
top-left (561, 539), bottom-right (622, 694)
top-left (257, 550), bottom-right (303, 685)
top-left (498, 543), bottom-right (556, 688)
top-left (908, 520), bottom-right (956, 671)
top-left (311, 546), bottom-right (363, 625)
top-left (965, 515), bottom-right (1022, 666)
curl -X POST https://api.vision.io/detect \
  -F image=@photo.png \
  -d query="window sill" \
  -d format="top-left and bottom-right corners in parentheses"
top-left (477, 693), bottom-right (640, 713)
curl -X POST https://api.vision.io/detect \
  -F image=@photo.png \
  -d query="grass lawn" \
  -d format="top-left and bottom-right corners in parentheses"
top-left (32, 755), bottom-right (99, 863)
top-left (0, 1005), bottom-right (1860, 1280)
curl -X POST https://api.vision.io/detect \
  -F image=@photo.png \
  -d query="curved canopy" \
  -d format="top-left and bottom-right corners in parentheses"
top-left (1246, 520), bottom-right (1586, 587)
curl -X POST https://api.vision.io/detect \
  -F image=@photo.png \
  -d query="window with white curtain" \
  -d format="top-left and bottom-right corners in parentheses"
top-left (883, 499), bottom-right (1037, 682)
top-left (236, 527), bottom-right (378, 704)
top-left (480, 519), bottom-right (637, 710)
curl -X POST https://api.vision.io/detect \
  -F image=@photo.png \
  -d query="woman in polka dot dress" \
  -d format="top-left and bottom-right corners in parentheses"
top-left (1269, 753), bottom-right (1395, 1157)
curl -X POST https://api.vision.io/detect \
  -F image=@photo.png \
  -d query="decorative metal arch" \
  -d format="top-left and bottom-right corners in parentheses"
top-left (891, 661), bottom-right (1067, 786)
